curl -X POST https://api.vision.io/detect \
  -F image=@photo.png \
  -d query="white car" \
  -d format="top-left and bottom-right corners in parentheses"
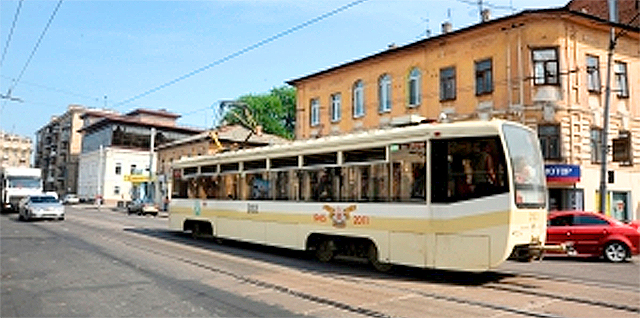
top-left (19, 195), bottom-right (64, 221)
top-left (62, 194), bottom-right (80, 205)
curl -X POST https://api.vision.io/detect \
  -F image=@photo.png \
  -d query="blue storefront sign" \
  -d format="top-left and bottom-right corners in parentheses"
top-left (545, 164), bottom-right (581, 183)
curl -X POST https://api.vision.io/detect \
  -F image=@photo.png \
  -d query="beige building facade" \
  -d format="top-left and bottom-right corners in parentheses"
top-left (288, 3), bottom-right (639, 220)
top-left (0, 131), bottom-right (32, 168)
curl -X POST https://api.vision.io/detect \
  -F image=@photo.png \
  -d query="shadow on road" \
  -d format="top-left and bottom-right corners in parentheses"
top-left (123, 227), bottom-right (514, 286)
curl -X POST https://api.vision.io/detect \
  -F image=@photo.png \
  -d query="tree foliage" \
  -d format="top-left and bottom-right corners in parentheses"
top-left (223, 86), bottom-right (296, 140)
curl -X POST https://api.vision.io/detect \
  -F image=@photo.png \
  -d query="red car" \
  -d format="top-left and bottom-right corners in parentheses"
top-left (546, 211), bottom-right (640, 263)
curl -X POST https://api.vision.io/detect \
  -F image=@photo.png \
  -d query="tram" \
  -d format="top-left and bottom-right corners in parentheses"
top-left (169, 119), bottom-right (548, 272)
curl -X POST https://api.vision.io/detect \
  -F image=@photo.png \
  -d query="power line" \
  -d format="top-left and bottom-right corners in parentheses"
top-left (5, 0), bottom-right (63, 99)
top-left (0, 75), bottom-right (101, 102)
top-left (0, 0), bottom-right (24, 67)
top-left (113, 0), bottom-right (370, 109)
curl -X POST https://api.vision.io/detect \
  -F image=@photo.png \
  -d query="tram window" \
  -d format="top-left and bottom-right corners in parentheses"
top-left (390, 141), bottom-right (426, 202)
top-left (184, 167), bottom-right (198, 176)
top-left (431, 137), bottom-right (508, 203)
top-left (341, 164), bottom-right (377, 202)
top-left (219, 173), bottom-right (240, 200)
top-left (172, 177), bottom-right (188, 199)
top-left (303, 152), bottom-right (337, 166)
top-left (220, 163), bottom-right (239, 173)
top-left (301, 167), bottom-right (339, 202)
top-left (201, 165), bottom-right (217, 174)
top-left (271, 170), bottom-right (294, 200)
top-left (245, 172), bottom-right (270, 200)
top-left (371, 163), bottom-right (390, 202)
top-left (244, 160), bottom-right (266, 171)
top-left (271, 156), bottom-right (298, 169)
top-left (343, 147), bottom-right (386, 163)
top-left (203, 175), bottom-right (221, 199)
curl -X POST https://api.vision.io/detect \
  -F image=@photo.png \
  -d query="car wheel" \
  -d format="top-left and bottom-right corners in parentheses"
top-left (603, 242), bottom-right (629, 263)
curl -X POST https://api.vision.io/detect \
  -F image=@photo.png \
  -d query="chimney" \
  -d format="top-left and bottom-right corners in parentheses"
top-left (442, 21), bottom-right (452, 33)
top-left (481, 9), bottom-right (491, 22)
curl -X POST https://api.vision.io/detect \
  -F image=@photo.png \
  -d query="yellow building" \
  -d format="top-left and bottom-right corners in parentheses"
top-left (288, 2), bottom-right (639, 220)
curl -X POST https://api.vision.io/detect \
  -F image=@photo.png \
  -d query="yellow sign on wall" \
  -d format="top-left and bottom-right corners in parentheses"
top-left (124, 174), bottom-right (151, 183)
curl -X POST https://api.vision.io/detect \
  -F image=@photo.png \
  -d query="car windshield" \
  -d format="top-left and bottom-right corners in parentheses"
top-left (8, 177), bottom-right (41, 189)
top-left (502, 124), bottom-right (546, 209)
top-left (31, 196), bottom-right (58, 203)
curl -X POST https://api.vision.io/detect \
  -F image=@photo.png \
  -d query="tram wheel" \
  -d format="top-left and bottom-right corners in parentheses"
top-left (368, 243), bottom-right (392, 272)
top-left (316, 239), bottom-right (335, 263)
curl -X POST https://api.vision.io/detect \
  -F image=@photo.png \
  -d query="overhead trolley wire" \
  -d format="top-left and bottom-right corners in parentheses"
top-left (4, 0), bottom-right (63, 99)
top-left (0, 0), bottom-right (24, 67)
top-left (113, 0), bottom-right (370, 109)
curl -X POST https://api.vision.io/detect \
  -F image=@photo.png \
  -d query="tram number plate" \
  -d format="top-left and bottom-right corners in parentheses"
top-left (247, 203), bottom-right (259, 214)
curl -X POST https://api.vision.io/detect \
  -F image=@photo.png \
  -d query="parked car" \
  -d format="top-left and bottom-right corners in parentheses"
top-left (62, 194), bottom-right (80, 205)
top-left (546, 211), bottom-right (640, 263)
top-left (127, 198), bottom-right (159, 216)
top-left (18, 195), bottom-right (64, 221)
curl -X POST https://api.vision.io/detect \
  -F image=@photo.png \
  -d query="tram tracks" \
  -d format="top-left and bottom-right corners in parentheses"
top-left (62, 213), bottom-right (639, 318)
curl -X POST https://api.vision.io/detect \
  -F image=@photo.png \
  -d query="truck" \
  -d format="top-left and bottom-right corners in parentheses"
top-left (1, 167), bottom-right (43, 213)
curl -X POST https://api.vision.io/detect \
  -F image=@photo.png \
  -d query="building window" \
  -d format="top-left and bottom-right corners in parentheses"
top-left (130, 164), bottom-right (137, 175)
top-left (331, 93), bottom-right (341, 122)
top-left (114, 186), bottom-right (120, 195)
top-left (586, 55), bottom-right (601, 93)
top-left (475, 59), bottom-right (493, 95)
top-left (614, 61), bottom-right (629, 98)
top-left (115, 163), bottom-right (122, 175)
top-left (440, 66), bottom-right (456, 101)
top-left (310, 98), bottom-right (320, 127)
top-left (378, 74), bottom-right (392, 112)
top-left (538, 124), bottom-right (561, 160)
top-left (408, 68), bottom-right (421, 107)
top-left (532, 48), bottom-right (559, 85)
top-left (590, 128), bottom-right (603, 164)
top-left (353, 80), bottom-right (365, 118)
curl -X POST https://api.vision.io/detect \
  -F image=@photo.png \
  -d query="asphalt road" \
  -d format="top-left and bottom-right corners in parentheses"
top-left (1, 207), bottom-right (305, 317)
top-left (2, 205), bottom-right (639, 318)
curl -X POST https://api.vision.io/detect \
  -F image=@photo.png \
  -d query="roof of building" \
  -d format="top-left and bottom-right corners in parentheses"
top-left (286, 3), bottom-right (638, 85)
top-left (78, 109), bottom-right (202, 134)
top-left (156, 124), bottom-right (289, 150)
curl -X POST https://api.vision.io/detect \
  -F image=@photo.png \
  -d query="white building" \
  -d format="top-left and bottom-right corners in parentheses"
top-left (77, 109), bottom-right (202, 206)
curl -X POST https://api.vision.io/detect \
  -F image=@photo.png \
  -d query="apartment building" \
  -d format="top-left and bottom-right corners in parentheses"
top-left (77, 108), bottom-right (202, 206)
top-left (0, 131), bottom-right (32, 168)
top-left (288, 1), bottom-right (639, 221)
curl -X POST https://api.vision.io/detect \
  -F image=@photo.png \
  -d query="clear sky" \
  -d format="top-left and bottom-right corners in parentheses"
top-left (0, 0), bottom-right (568, 140)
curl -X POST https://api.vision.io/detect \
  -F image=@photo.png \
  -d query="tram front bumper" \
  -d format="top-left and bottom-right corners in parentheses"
top-left (509, 242), bottom-right (567, 262)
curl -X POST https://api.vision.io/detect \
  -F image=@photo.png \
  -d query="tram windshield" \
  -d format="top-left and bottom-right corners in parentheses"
top-left (503, 124), bottom-right (546, 209)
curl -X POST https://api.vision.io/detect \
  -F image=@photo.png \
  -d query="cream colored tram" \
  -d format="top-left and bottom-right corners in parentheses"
top-left (169, 119), bottom-right (548, 272)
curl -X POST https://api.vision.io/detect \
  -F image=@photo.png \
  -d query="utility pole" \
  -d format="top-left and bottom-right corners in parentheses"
top-left (148, 127), bottom-right (155, 202)
top-left (598, 0), bottom-right (617, 214)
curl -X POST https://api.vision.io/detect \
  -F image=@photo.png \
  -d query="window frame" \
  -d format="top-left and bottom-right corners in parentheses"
top-left (331, 93), bottom-right (342, 122)
top-left (408, 68), bottom-right (421, 107)
top-left (538, 124), bottom-right (561, 160)
top-left (378, 74), bottom-right (392, 113)
top-left (614, 61), bottom-right (629, 98)
top-left (352, 80), bottom-right (365, 118)
top-left (475, 58), bottom-right (493, 95)
top-left (310, 98), bottom-right (320, 127)
top-left (590, 127), bottom-right (603, 164)
top-left (439, 66), bottom-right (456, 101)
top-left (532, 47), bottom-right (559, 85)
top-left (586, 54), bottom-right (601, 93)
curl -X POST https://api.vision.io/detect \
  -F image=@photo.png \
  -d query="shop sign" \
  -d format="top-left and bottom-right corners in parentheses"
top-left (545, 164), bottom-right (580, 183)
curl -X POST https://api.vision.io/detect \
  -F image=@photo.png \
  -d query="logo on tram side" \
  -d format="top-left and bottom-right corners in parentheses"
top-left (322, 205), bottom-right (357, 228)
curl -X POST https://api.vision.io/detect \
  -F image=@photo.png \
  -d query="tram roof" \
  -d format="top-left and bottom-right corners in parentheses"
top-left (173, 119), bottom-right (522, 168)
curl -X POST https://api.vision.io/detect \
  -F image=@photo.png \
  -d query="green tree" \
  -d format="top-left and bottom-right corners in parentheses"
top-left (223, 85), bottom-right (296, 140)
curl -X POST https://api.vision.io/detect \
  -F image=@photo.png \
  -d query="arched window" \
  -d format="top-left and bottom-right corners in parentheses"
top-left (352, 80), bottom-right (365, 118)
top-left (408, 68), bottom-right (421, 107)
top-left (378, 74), bottom-right (392, 113)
